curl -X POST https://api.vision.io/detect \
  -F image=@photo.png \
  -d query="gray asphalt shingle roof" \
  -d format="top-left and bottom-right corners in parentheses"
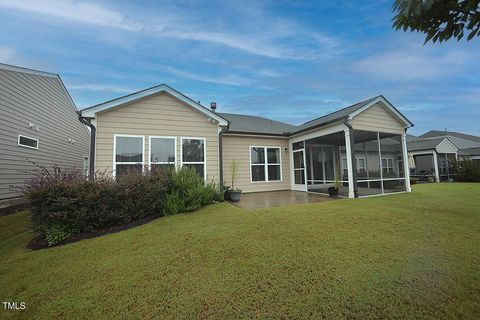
top-left (407, 137), bottom-right (446, 151)
top-left (420, 130), bottom-right (480, 150)
top-left (218, 112), bottom-right (296, 136)
top-left (220, 96), bottom-right (385, 136)
top-left (458, 147), bottom-right (480, 156)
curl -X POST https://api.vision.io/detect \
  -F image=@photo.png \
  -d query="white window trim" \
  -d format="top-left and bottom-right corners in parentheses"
top-left (382, 157), bottom-right (394, 173)
top-left (341, 156), bottom-right (366, 174)
top-left (17, 134), bottom-right (39, 150)
top-left (112, 134), bottom-right (145, 178)
top-left (249, 146), bottom-right (283, 183)
top-left (180, 137), bottom-right (207, 180)
top-left (148, 136), bottom-right (177, 170)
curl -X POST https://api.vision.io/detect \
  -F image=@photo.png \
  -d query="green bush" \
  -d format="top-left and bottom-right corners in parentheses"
top-left (453, 159), bottom-right (480, 182)
top-left (23, 165), bottom-right (223, 245)
top-left (164, 167), bottom-right (220, 215)
top-left (23, 166), bottom-right (169, 245)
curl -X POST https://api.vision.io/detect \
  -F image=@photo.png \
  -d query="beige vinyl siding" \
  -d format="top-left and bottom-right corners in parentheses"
top-left (95, 92), bottom-right (220, 181)
top-left (350, 102), bottom-right (405, 135)
top-left (0, 67), bottom-right (90, 200)
top-left (222, 134), bottom-right (290, 193)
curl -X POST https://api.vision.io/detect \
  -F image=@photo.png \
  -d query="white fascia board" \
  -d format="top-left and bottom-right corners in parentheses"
top-left (348, 96), bottom-right (413, 128)
top-left (81, 84), bottom-right (229, 126)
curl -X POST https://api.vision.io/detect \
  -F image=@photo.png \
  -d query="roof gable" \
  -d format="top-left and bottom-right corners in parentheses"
top-left (347, 96), bottom-right (413, 128)
top-left (81, 84), bottom-right (228, 126)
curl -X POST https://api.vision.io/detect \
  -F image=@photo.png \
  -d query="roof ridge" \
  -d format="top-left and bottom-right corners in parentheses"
top-left (298, 95), bottom-right (380, 127)
top-left (0, 62), bottom-right (59, 78)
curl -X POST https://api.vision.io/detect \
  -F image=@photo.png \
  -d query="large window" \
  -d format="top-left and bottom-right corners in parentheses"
top-left (114, 135), bottom-right (144, 177)
top-left (181, 138), bottom-right (206, 179)
top-left (250, 146), bottom-right (281, 182)
top-left (342, 157), bottom-right (366, 177)
top-left (149, 136), bottom-right (176, 172)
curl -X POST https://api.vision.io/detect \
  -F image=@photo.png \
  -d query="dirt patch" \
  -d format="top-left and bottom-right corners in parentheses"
top-left (27, 213), bottom-right (163, 250)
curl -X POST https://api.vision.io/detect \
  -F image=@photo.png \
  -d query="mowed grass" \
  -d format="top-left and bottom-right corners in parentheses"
top-left (1, 184), bottom-right (479, 319)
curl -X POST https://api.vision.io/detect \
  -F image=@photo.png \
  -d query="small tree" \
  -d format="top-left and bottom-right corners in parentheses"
top-left (230, 160), bottom-right (240, 191)
top-left (392, 0), bottom-right (480, 43)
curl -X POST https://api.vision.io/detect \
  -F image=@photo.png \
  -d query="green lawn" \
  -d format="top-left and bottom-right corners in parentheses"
top-left (1, 184), bottom-right (479, 319)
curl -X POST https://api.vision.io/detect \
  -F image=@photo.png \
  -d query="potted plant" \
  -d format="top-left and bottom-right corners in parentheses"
top-left (328, 179), bottom-right (341, 198)
top-left (227, 160), bottom-right (242, 202)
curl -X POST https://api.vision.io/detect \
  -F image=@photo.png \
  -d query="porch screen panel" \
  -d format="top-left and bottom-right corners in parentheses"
top-left (379, 134), bottom-right (406, 194)
top-left (352, 130), bottom-right (383, 196)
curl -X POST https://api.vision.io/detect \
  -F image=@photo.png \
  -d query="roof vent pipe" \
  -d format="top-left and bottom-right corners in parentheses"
top-left (210, 102), bottom-right (217, 112)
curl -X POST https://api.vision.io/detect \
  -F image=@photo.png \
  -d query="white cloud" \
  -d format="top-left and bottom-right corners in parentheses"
top-left (0, 0), bottom-right (339, 60)
top-left (352, 45), bottom-right (471, 81)
top-left (68, 83), bottom-right (135, 93)
top-left (0, 47), bottom-right (16, 63)
top-left (0, 0), bottom-right (140, 31)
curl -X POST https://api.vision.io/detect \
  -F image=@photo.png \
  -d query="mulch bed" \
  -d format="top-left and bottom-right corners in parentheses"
top-left (27, 213), bottom-right (163, 250)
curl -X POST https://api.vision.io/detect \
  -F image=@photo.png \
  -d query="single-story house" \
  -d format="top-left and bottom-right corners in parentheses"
top-left (420, 130), bottom-right (480, 161)
top-left (406, 134), bottom-right (458, 182)
top-left (0, 63), bottom-right (90, 201)
top-left (80, 84), bottom-right (414, 198)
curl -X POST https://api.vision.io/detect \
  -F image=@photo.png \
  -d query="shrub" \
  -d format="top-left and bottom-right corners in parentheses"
top-left (453, 159), bottom-right (480, 182)
top-left (164, 167), bottom-right (220, 215)
top-left (23, 165), bottom-right (169, 245)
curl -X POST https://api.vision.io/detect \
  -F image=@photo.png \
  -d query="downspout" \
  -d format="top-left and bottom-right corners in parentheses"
top-left (77, 111), bottom-right (96, 180)
top-left (343, 120), bottom-right (358, 198)
top-left (218, 126), bottom-right (228, 184)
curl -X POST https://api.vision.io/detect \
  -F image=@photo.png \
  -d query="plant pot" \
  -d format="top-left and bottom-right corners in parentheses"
top-left (229, 191), bottom-right (241, 202)
top-left (328, 187), bottom-right (338, 198)
top-left (224, 189), bottom-right (231, 200)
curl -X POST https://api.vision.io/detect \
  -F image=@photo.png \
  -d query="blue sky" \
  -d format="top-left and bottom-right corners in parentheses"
top-left (1, 0), bottom-right (479, 135)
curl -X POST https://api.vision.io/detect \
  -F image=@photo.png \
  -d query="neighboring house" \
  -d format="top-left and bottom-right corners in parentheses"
top-left (0, 64), bottom-right (90, 200)
top-left (406, 134), bottom-right (458, 182)
top-left (80, 84), bottom-right (413, 198)
top-left (420, 130), bottom-right (480, 161)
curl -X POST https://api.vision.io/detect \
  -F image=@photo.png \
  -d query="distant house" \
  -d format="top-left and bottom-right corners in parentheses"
top-left (80, 84), bottom-right (414, 198)
top-left (420, 130), bottom-right (480, 162)
top-left (406, 130), bottom-right (480, 182)
top-left (0, 64), bottom-right (90, 200)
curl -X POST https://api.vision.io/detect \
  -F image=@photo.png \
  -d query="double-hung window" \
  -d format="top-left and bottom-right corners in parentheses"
top-left (114, 135), bottom-right (144, 177)
top-left (181, 138), bottom-right (206, 179)
top-left (250, 146), bottom-right (281, 182)
top-left (382, 158), bottom-right (394, 174)
top-left (149, 136), bottom-right (176, 172)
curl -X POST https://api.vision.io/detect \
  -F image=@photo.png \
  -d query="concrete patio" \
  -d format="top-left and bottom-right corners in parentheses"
top-left (231, 190), bottom-right (336, 210)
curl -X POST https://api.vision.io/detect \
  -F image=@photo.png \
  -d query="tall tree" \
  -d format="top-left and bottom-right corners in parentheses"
top-left (392, 0), bottom-right (480, 43)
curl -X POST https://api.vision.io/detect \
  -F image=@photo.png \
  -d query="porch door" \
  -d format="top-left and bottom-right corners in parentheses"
top-left (293, 148), bottom-right (307, 191)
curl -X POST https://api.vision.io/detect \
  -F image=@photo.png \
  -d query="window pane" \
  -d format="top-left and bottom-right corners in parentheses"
top-left (292, 141), bottom-right (304, 150)
top-left (182, 139), bottom-right (204, 162)
top-left (19, 135), bottom-right (38, 148)
top-left (294, 170), bottom-right (305, 184)
top-left (116, 164), bottom-right (142, 177)
top-left (151, 138), bottom-right (175, 163)
top-left (151, 163), bottom-right (174, 173)
top-left (293, 152), bottom-right (304, 169)
top-left (116, 137), bottom-right (143, 162)
top-left (268, 165), bottom-right (281, 181)
top-left (251, 165), bottom-right (265, 181)
top-left (184, 164), bottom-right (204, 179)
top-left (357, 159), bottom-right (365, 168)
top-left (267, 148), bottom-right (280, 164)
top-left (251, 147), bottom-right (265, 164)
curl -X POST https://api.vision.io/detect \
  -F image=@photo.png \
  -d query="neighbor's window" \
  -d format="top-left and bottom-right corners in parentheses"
top-left (18, 135), bottom-right (38, 149)
top-left (356, 158), bottom-right (366, 175)
top-left (150, 137), bottom-right (176, 172)
top-left (83, 156), bottom-right (89, 176)
top-left (114, 135), bottom-right (144, 177)
top-left (342, 158), bottom-right (348, 177)
top-left (250, 146), bottom-right (281, 182)
top-left (382, 158), bottom-right (394, 174)
top-left (181, 138), bottom-right (206, 179)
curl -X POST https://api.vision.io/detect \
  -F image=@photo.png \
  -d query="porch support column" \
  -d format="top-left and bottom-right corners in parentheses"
top-left (344, 128), bottom-right (355, 198)
top-left (401, 133), bottom-right (412, 192)
top-left (433, 151), bottom-right (440, 182)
